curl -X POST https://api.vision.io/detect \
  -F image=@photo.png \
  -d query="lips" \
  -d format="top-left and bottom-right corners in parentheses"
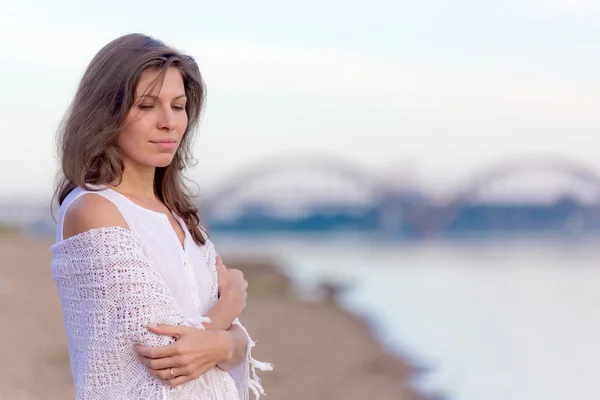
top-left (150, 140), bottom-right (177, 150)
top-left (150, 140), bottom-right (176, 144)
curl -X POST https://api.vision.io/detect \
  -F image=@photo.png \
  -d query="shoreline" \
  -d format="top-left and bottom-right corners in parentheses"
top-left (225, 254), bottom-right (434, 400)
top-left (0, 235), bottom-right (433, 400)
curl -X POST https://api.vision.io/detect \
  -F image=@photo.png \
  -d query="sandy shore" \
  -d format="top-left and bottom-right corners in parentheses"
top-left (0, 235), bottom-right (428, 400)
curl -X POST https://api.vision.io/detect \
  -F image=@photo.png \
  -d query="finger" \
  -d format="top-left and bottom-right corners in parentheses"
top-left (146, 323), bottom-right (188, 338)
top-left (136, 341), bottom-right (179, 359)
top-left (165, 374), bottom-right (193, 387)
top-left (216, 258), bottom-right (227, 270)
top-left (164, 363), bottom-right (214, 387)
top-left (216, 263), bottom-right (227, 273)
top-left (138, 355), bottom-right (178, 371)
top-left (151, 366), bottom-right (186, 381)
top-left (226, 270), bottom-right (240, 281)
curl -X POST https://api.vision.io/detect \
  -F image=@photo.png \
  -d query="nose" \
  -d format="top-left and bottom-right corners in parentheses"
top-left (157, 107), bottom-right (177, 131)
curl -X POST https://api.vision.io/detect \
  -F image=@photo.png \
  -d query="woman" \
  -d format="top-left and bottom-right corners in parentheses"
top-left (50, 33), bottom-right (272, 399)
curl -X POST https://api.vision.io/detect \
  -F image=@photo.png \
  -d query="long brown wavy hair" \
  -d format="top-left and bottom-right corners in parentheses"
top-left (54, 33), bottom-right (207, 245)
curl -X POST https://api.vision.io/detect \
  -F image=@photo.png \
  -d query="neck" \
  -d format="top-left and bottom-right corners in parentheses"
top-left (110, 160), bottom-right (157, 200)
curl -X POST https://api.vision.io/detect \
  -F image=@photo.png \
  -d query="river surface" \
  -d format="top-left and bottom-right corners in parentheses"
top-left (216, 234), bottom-right (600, 400)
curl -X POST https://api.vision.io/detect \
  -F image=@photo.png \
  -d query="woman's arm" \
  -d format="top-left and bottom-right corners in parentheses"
top-left (141, 268), bottom-right (249, 375)
top-left (202, 289), bottom-right (245, 331)
top-left (142, 321), bottom-right (247, 373)
top-left (136, 248), bottom-right (271, 397)
top-left (58, 194), bottom-right (231, 395)
top-left (210, 254), bottom-right (273, 396)
top-left (197, 290), bottom-right (248, 370)
top-left (62, 192), bottom-right (130, 238)
top-left (217, 324), bottom-right (248, 371)
top-left (208, 256), bottom-right (250, 369)
top-left (172, 256), bottom-right (249, 369)
top-left (201, 255), bottom-right (247, 331)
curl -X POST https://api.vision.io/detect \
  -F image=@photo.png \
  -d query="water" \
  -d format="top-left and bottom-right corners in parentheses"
top-left (215, 235), bottom-right (600, 400)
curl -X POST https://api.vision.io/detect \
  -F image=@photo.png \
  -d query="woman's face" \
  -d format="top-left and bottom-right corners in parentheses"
top-left (117, 67), bottom-right (188, 170)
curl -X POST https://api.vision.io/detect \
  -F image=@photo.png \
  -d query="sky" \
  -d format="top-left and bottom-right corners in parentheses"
top-left (1, 0), bottom-right (600, 200)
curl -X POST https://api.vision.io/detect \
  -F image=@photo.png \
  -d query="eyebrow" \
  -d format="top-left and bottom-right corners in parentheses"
top-left (138, 94), bottom-right (187, 100)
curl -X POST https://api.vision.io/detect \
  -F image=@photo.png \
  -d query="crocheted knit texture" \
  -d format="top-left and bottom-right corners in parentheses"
top-left (50, 227), bottom-right (272, 400)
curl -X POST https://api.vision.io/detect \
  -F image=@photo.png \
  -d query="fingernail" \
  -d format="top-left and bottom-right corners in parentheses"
top-left (148, 323), bottom-right (157, 329)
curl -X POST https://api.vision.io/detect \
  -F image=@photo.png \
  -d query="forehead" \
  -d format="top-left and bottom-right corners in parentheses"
top-left (136, 67), bottom-right (185, 96)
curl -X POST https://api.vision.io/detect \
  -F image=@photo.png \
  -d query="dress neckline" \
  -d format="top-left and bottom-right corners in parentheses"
top-left (100, 187), bottom-right (189, 252)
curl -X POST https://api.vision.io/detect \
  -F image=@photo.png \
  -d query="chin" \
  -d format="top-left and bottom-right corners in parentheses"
top-left (152, 155), bottom-right (177, 168)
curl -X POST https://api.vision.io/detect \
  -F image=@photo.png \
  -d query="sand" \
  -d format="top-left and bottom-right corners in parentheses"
top-left (0, 236), bottom-right (428, 400)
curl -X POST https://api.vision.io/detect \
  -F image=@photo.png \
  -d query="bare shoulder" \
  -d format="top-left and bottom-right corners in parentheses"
top-left (63, 193), bottom-right (129, 240)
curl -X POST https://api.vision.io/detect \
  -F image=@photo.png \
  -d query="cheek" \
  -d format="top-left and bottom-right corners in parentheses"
top-left (117, 123), bottom-right (148, 153)
top-left (178, 113), bottom-right (189, 133)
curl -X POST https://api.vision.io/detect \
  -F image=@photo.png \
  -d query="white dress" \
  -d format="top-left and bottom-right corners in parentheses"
top-left (50, 186), bottom-right (272, 400)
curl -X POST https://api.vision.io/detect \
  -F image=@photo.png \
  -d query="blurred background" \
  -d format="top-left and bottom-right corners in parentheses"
top-left (2, 1), bottom-right (600, 399)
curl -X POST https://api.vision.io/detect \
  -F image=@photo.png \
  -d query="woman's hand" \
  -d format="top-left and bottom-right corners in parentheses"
top-left (201, 256), bottom-right (248, 331)
top-left (217, 323), bottom-right (249, 372)
top-left (135, 324), bottom-right (232, 387)
top-left (216, 255), bottom-right (228, 297)
top-left (216, 255), bottom-right (248, 318)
